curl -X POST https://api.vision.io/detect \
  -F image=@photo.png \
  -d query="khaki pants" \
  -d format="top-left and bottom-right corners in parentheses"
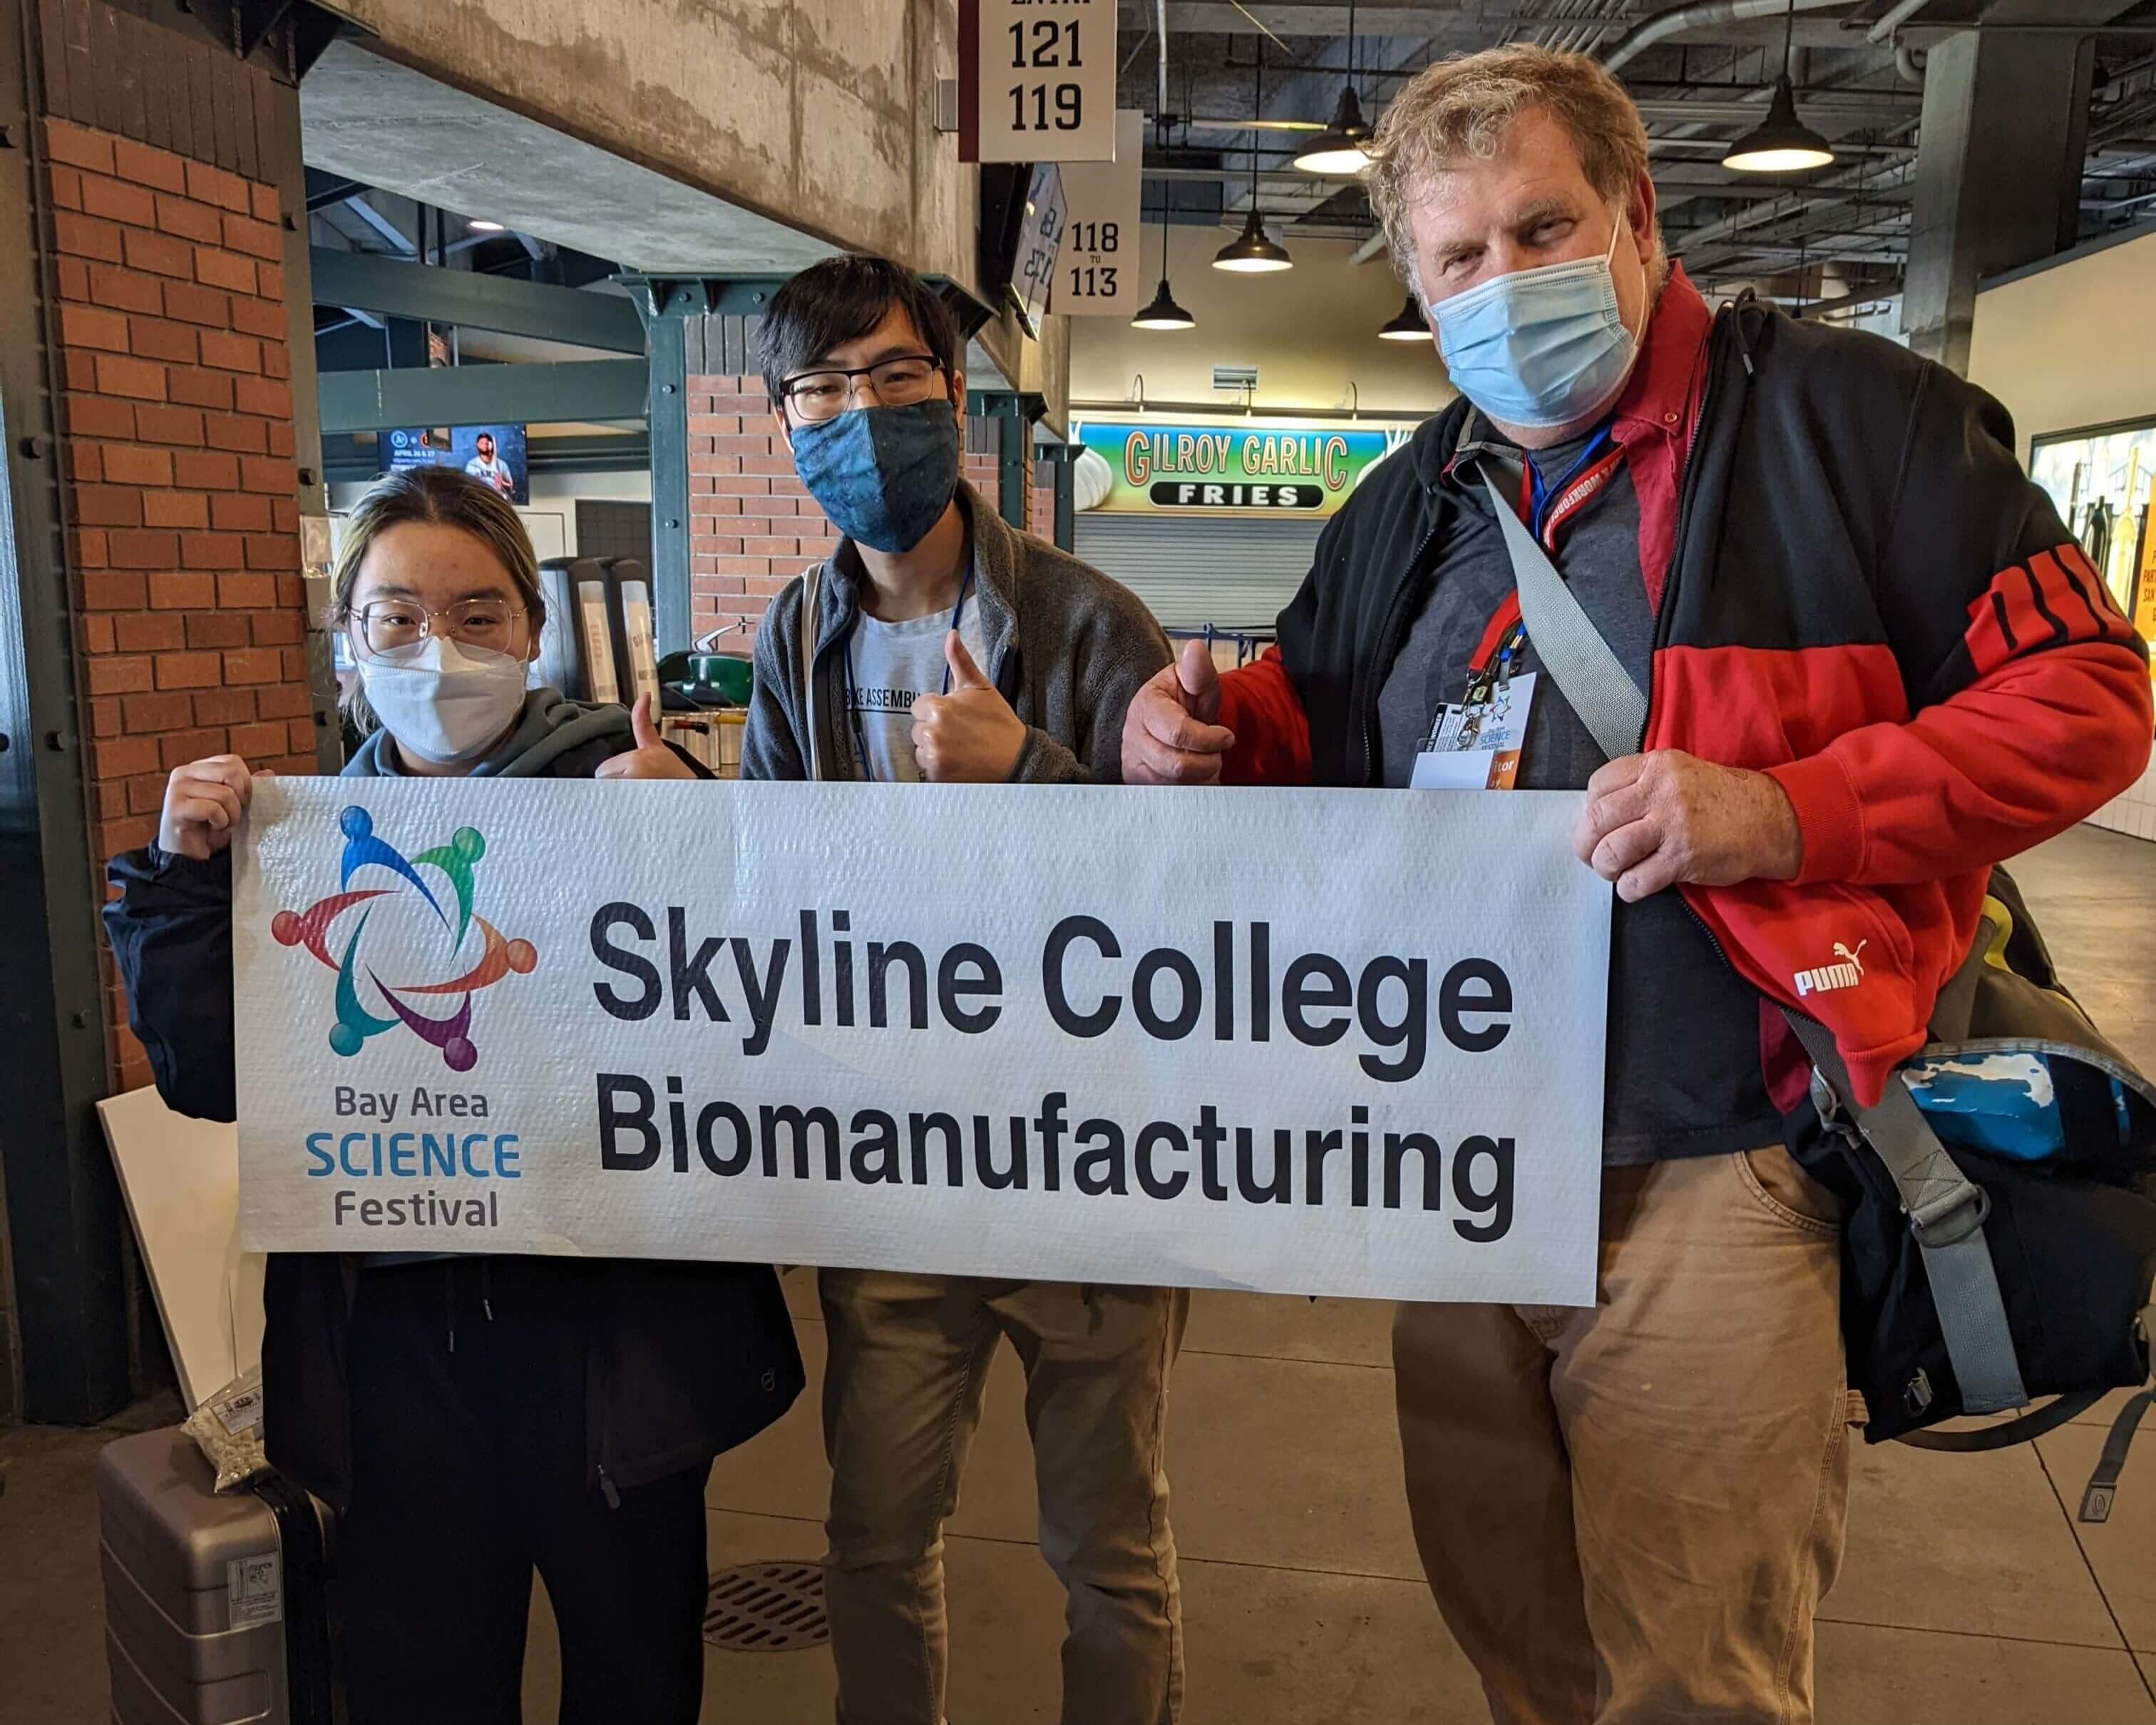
top-left (1394, 1146), bottom-right (1849, 1725)
top-left (818, 1269), bottom-right (1188, 1725)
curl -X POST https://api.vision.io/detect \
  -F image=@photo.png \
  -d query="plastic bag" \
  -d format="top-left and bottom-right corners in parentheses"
top-left (182, 1364), bottom-right (270, 1493)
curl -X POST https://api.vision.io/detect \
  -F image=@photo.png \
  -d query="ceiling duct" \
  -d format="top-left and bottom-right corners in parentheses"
top-left (1603, 0), bottom-right (1854, 73)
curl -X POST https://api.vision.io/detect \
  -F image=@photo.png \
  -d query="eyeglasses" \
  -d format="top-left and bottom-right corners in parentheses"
top-left (349, 598), bottom-right (526, 660)
top-left (781, 354), bottom-right (948, 424)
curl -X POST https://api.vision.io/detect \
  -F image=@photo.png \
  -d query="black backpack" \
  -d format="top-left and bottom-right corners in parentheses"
top-left (1790, 867), bottom-right (2156, 1519)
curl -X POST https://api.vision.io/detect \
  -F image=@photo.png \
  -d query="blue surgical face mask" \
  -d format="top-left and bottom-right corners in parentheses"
top-left (1432, 219), bottom-right (1641, 431)
top-left (789, 398), bottom-right (960, 554)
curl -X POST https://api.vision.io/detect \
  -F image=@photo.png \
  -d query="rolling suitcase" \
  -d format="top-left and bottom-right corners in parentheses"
top-left (97, 1426), bottom-right (334, 1724)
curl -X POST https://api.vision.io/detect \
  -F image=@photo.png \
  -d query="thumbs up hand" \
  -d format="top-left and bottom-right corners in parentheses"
top-left (911, 632), bottom-right (1026, 782)
top-left (1121, 638), bottom-right (1235, 786)
top-left (596, 692), bottom-right (698, 779)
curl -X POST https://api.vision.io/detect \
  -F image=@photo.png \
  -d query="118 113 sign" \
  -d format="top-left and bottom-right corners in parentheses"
top-left (1052, 110), bottom-right (1142, 318)
top-left (963, 0), bottom-right (1116, 164)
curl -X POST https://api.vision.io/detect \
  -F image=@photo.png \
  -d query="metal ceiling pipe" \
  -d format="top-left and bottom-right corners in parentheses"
top-left (1867, 0), bottom-right (1934, 46)
top-left (1158, 0), bottom-right (1170, 121)
top-left (1603, 0), bottom-right (1855, 73)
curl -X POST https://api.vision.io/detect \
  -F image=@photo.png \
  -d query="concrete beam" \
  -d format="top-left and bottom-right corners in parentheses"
top-left (309, 248), bottom-right (647, 352)
top-left (315, 7), bottom-right (940, 279)
top-left (318, 358), bottom-right (650, 432)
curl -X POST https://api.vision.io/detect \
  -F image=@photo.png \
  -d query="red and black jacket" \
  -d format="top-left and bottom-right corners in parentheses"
top-left (1218, 270), bottom-right (2153, 1110)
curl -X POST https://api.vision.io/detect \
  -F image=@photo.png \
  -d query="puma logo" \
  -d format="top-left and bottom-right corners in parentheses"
top-left (1796, 940), bottom-right (1868, 999)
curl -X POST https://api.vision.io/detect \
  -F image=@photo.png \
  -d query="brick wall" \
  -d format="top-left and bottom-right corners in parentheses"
top-left (685, 371), bottom-right (1044, 640)
top-left (43, 118), bottom-right (312, 1091)
top-left (683, 374), bottom-right (841, 641)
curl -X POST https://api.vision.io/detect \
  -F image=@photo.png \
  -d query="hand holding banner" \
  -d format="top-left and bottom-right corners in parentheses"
top-left (232, 779), bottom-right (1611, 1304)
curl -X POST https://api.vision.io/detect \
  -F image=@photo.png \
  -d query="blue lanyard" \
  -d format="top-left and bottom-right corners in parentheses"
top-left (1525, 421), bottom-right (1614, 540)
top-left (843, 563), bottom-right (977, 782)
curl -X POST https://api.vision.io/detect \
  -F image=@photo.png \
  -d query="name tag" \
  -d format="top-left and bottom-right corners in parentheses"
top-left (1410, 671), bottom-right (1537, 792)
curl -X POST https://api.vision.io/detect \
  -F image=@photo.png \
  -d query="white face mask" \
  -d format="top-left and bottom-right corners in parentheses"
top-left (356, 635), bottom-right (529, 767)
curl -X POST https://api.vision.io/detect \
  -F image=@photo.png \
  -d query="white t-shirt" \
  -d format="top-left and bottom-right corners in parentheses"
top-left (843, 594), bottom-right (986, 782)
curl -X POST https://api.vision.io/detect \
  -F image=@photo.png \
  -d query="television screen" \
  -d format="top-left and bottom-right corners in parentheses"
top-left (381, 424), bottom-right (529, 506)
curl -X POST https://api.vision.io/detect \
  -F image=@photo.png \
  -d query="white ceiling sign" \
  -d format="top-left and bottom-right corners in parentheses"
top-left (968, 0), bottom-right (1117, 164)
top-left (1050, 110), bottom-right (1143, 319)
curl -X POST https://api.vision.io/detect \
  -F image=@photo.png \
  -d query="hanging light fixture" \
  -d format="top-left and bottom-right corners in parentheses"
top-left (1215, 43), bottom-right (1295, 273)
top-left (1131, 196), bottom-right (1195, 329)
top-left (1131, 278), bottom-right (1196, 329)
top-left (1293, 0), bottom-right (1374, 177)
top-left (1722, 0), bottom-right (1836, 173)
top-left (1377, 294), bottom-right (1430, 342)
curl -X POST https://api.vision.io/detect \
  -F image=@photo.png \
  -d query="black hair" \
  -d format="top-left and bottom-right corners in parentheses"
top-left (758, 255), bottom-right (960, 408)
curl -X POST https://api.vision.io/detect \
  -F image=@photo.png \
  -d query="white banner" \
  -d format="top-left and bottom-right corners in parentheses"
top-left (233, 780), bottom-right (1611, 1304)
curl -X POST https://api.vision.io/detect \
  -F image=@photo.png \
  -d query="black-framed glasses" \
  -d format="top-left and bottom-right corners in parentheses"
top-left (349, 598), bottom-right (527, 660)
top-left (781, 354), bottom-right (947, 424)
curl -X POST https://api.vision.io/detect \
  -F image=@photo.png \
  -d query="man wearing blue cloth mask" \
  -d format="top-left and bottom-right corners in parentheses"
top-left (738, 255), bottom-right (1186, 1725)
top-left (1122, 42), bottom-right (2152, 1725)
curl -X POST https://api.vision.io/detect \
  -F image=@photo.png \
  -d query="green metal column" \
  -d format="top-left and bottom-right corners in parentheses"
top-left (998, 411), bottom-right (1027, 530)
top-left (1047, 446), bottom-right (1076, 552)
top-left (621, 277), bottom-right (790, 657)
top-left (645, 309), bottom-right (692, 656)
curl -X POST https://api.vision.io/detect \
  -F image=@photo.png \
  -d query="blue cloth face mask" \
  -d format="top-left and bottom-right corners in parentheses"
top-left (789, 398), bottom-right (960, 554)
top-left (1432, 220), bottom-right (1641, 431)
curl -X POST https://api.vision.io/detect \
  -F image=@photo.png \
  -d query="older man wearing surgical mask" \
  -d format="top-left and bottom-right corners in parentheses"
top-left (1121, 44), bottom-right (2152, 1725)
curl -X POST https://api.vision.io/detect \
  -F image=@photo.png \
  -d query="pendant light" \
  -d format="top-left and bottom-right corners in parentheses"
top-left (1722, 0), bottom-right (1835, 173)
top-left (1131, 198), bottom-right (1195, 329)
top-left (1293, 0), bottom-right (1374, 177)
top-left (1377, 294), bottom-right (1430, 342)
top-left (1213, 206), bottom-right (1294, 273)
top-left (1214, 44), bottom-right (1295, 273)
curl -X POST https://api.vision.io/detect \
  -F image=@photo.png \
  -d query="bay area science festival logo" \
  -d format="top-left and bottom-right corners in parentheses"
top-left (272, 805), bottom-right (537, 1073)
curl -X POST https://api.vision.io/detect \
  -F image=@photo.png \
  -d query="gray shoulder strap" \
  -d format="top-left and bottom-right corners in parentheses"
top-left (800, 563), bottom-right (821, 783)
top-left (1480, 471), bottom-right (1645, 760)
top-left (1785, 1010), bottom-right (2029, 1416)
top-left (1474, 460), bottom-right (2031, 1419)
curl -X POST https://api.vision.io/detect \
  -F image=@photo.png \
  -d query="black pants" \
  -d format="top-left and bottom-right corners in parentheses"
top-left (335, 1258), bottom-right (709, 1724)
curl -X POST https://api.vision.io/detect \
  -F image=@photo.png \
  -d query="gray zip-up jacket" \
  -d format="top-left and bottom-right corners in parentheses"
top-left (742, 481), bottom-right (1171, 783)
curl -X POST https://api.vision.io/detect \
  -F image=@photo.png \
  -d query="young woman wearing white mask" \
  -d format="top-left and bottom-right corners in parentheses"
top-left (104, 466), bottom-right (803, 1725)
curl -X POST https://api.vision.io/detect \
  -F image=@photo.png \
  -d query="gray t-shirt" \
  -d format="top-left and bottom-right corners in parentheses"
top-left (1376, 420), bottom-right (1782, 1167)
top-left (843, 594), bottom-right (988, 783)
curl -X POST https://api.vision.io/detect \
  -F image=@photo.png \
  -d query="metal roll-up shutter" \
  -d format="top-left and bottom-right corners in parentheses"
top-left (1073, 514), bottom-right (1320, 635)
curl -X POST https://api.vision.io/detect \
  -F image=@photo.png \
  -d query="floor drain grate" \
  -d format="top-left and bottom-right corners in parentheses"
top-left (703, 1560), bottom-right (829, 1653)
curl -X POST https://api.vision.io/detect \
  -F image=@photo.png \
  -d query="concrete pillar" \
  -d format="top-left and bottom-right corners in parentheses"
top-left (1901, 26), bottom-right (2095, 374)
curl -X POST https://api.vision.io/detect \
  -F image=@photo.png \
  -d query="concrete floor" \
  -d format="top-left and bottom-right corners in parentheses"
top-left (6, 821), bottom-right (2156, 1724)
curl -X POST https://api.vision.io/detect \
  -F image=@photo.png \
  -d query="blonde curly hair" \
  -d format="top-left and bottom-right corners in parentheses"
top-left (1367, 45), bottom-right (1664, 307)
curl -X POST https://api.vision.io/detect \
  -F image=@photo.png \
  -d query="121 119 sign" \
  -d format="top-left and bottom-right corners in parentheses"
top-left (966, 0), bottom-right (1116, 164)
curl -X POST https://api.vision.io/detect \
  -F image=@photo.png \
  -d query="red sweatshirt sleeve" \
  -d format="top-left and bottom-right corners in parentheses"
top-left (1764, 362), bottom-right (2153, 886)
top-left (1769, 625), bottom-right (2151, 886)
top-left (1218, 647), bottom-right (1313, 785)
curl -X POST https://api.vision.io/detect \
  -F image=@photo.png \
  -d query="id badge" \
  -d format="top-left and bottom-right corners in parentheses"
top-left (1410, 670), bottom-right (1537, 791)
